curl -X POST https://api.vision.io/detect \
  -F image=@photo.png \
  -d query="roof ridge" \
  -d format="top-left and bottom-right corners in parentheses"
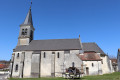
top-left (33, 38), bottom-right (79, 41)
top-left (82, 42), bottom-right (96, 44)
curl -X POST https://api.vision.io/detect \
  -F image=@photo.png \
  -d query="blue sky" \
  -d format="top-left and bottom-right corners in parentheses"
top-left (0, 0), bottom-right (120, 60)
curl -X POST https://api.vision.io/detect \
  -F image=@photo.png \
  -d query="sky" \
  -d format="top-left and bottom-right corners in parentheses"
top-left (0, 0), bottom-right (120, 60)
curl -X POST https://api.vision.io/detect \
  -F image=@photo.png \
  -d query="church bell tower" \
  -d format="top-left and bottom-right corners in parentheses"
top-left (17, 7), bottom-right (35, 46)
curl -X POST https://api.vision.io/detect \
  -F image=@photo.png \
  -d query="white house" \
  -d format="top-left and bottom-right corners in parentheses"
top-left (78, 52), bottom-right (102, 75)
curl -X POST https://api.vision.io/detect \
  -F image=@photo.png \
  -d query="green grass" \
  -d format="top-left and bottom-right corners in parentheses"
top-left (82, 72), bottom-right (120, 80)
top-left (9, 77), bottom-right (66, 80)
top-left (9, 72), bottom-right (120, 80)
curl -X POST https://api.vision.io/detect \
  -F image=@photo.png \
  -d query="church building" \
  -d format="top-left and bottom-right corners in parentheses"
top-left (10, 6), bottom-right (113, 78)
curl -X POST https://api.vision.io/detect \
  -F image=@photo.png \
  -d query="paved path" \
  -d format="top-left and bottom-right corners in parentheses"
top-left (0, 74), bottom-right (8, 80)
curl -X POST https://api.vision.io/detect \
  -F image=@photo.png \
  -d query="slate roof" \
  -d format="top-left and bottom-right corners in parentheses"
top-left (20, 7), bottom-right (33, 26)
top-left (14, 40), bottom-right (105, 55)
top-left (14, 39), bottom-right (82, 51)
top-left (77, 52), bottom-right (101, 61)
top-left (82, 43), bottom-right (105, 54)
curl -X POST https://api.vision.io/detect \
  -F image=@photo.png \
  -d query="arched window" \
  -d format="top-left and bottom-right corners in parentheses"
top-left (17, 53), bottom-right (19, 58)
top-left (92, 63), bottom-right (94, 67)
top-left (22, 29), bottom-right (25, 35)
top-left (57, 52), bottom-right (60, 58)
top-left (25, 29), bottom-right (27, 35)
top-left (15, 64), bottom-right (18, 71)
top-left (44, 52), bottom-right (46, 58)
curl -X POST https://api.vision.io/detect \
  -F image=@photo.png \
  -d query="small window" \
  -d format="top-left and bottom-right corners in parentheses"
top-left (22, 29), bottom-right (25, 35)
top-left (15, 64), bottom-right (18, 71)
top-left (52, 52), bottom-right (55, 54)
top-left (101, 60), bottom-right (103, 64)
top-left (92, 63), bottom-right (94, 67)
top-left (64, 50), bottom-right (70, 53)
top-left (43, 52), bottom-right (46, 58)
top-left (57, 52), bottom-right (60, 58)
top-left (25, 29), bottom-right (27, 35)
top-left (17, 53), bottom-right (19, 58)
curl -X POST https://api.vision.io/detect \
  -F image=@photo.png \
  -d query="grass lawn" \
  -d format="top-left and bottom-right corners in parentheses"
top-left (9, 72), bottom-right (120, 80)
top-left (82, 72), bottom-right (120, 80)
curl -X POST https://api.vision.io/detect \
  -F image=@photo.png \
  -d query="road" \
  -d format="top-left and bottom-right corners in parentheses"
top-left (0, 74), bottom-right (8, 80)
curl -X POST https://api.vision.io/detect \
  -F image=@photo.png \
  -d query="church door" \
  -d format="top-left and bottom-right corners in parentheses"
top-left (51, 52), bottom-right (55, 77)
top-left (86, 67), bottom-right (89, 75)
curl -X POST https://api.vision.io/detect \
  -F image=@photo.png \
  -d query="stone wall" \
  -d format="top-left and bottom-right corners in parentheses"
top-left (31, 54), bottom-right (40, 78)
top-left (23, 51), bottom-right (33, 78)
top-left (83, 61), bottom-right (102, 75)
top-left (118, 51), bottom-right (120, 72)
top-left (11, 50), bottom-right (82, 78)
top-left (101, 55), bottom-right (111, 74)
top-left (12, 52), bottom-right (22, 78)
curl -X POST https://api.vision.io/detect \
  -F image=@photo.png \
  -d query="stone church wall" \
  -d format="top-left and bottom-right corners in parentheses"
top-left (41, 51), bottom-right (52, 77)
top-left (12, 52), bottom-right (22, 78)
top-left (64, 53), bottom-right (82, 70)
top-left (54, 51), bottom-right (64, 77)
top-left (40, 50), bottom-right (81, 77)
top-left (23, 51), bottom-right (33, 78)
top-left (11, 50), bottom-right (82, 78)
top-left (31, 54), bottom-right (40, 78)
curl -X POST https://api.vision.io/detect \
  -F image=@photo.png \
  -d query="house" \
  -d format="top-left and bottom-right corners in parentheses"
top-left (78, 52), bottom-right (102, 75)
top-left (110, 59), bottom-right (118, 72)
top-left (0, 64), bottom-right (5, 69)
top-left (82, 43), bottom-right (112, 74)
top-left (0, 60), bottom-right (10, 70)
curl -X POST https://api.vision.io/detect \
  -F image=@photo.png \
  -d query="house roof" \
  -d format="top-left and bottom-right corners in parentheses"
top-left (77, 52), bottom-right (101, 61)
top-left (0, 64), bottom-right (9, 69)
top-left (111, 59), bottom-right (117, 64)
top-left (0, 60), bottom-right (10, 64)
top-left (0, 64), bottom-right (4, 69)
top-left (82, 43), bottom-right (105, 54)
top-left (14, 39), bottom-right (82, 51)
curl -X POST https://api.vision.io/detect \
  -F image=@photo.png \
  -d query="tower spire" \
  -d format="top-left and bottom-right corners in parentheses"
top-left (20, 0), bottom-right (33, 26)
